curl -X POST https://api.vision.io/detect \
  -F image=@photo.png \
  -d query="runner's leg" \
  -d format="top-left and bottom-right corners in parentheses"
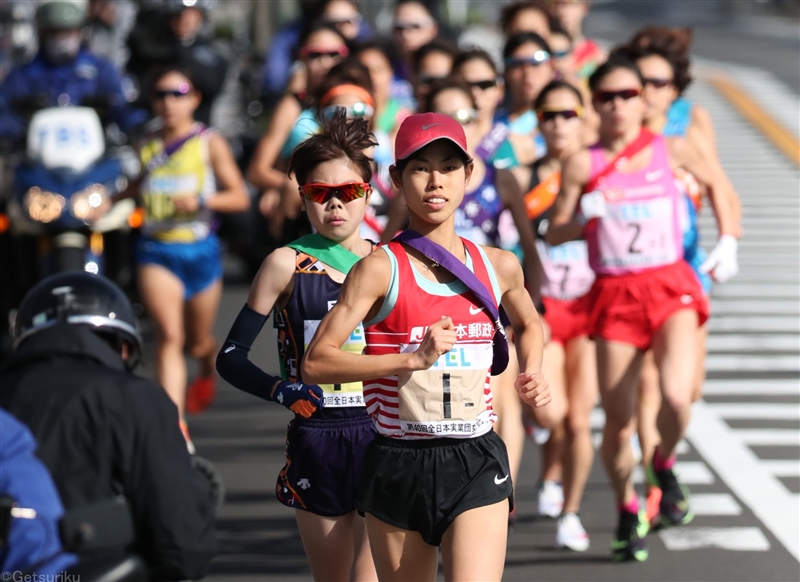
top-left (562, 336), bottom-right (597, 514)
top-left (691, 324), bottom-right (709, 402)
top-left (637, 350), bottom-right (661, 468)
top-left (652, 309), bottom-right (699, 459)
top-left (440, 500), bottom-right (509, 582)
top-left (138, 263), bottom-right (187, 415)
top-left (351, 513), bottom-right (378, 581)
top-left (364, 514), bottom-right (438, 582)
top-left (185, 278), bottom-right (223, 378)
top-left (491, 335), bottom-right (526, 487)
top-left (296, 510), bottom-right (377, 582)
top-left (535, 340), bottom-right (567, 486)
top-left (596, 338), bottom-right (643, 505)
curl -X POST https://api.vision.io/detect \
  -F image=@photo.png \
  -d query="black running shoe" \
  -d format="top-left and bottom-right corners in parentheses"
top-left (611, 510), bottom-right (649, 562)
top-left (646, 462), bottom-right (693, 527)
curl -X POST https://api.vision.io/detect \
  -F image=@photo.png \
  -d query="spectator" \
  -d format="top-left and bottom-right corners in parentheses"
top-left (0, 0), bottom-right (148, 146)
top-left (412, 38), bottom-right (458, 108)
top-left (261, 0), bottom-right (372, 102)
top-left (0, 272), bottom-right (217, 581)
top-left (0, 409), bottom-right (77, 576)
top-left (126, 0), bottom-right (229, 126)
top-left (391, 0), bottom-right (439, 105)
top-left (499, 1), bottom-right (553, 40)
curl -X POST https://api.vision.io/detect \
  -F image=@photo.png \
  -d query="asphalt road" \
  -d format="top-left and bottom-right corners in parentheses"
top-left (174, 5), bottom-right (800, 579)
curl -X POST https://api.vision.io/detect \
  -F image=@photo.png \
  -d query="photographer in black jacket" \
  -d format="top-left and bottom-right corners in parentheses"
top-left (0, 272), bottom-right (216, 581)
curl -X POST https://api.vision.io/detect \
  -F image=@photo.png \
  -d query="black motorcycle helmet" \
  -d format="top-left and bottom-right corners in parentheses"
top-left (13, 272), bottom-right (142, 369)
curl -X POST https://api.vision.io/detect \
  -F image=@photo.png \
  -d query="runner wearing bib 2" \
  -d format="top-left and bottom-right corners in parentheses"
top-left (302, 113), bottom-right (550, 582)
top-left (216, 111), bottom-right (378, 582)
top-left (613, 28), bottom-right (743, 526)
top-left (546, 57), bottom-right (737, 562)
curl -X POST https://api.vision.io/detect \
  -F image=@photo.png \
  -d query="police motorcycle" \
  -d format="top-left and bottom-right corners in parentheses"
top-left (7, 105), bottom-right (139, 286)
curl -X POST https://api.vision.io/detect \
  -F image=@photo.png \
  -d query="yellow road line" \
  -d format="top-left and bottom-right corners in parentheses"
top-left (710, 75), bottom-right (800, 167)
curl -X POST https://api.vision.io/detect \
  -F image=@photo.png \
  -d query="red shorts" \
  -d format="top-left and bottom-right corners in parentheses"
top-left (543, 294), bottom-right (592, 346)
top-left (588, 261), bottom-right (710, 350)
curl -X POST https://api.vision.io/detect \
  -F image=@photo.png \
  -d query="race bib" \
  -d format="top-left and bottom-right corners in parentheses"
top-left (595, 197), bottom-right (680, 271)
top-left (141, 174), bottom-right (200, 222)
top-left (536, 239), bottom-right (595, 300)
top-left (304, 319), bottom-right (366, 408)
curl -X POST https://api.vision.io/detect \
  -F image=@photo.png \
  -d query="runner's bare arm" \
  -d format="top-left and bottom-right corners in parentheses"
top-left (205, 133), bottom-right (250, 213)
top-left (495, 168), bottom-right (544, 299)
top-left (545, 149), bottom-right (591, 246)
top-left (303, 251), bottom-right (430, 384)
top-left (484, 247), bottom-right (550, 407)
top-left (667, 137), bottom-right (739, 237)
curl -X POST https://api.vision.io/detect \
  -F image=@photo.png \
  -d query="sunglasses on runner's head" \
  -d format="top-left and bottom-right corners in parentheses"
top-left (300, 46), bottom-right (348, 60)
top-left (447, 108), bottom-right (478, 125)
top-left (322, 103), bottom-right (375, 120)
top-left (299, 182), bottom-right (372, 204)
top-left (504, 51), bottom-right (551, 69)
top-left (643, 77), bottom-right (673, 89)
top-left (393, 19), bottom-right (434, 31)
top-left (536, 106), bottom-right (585, 122)
top-left (468, 79), bottom-right (498, 91)
top-left (153, 83), bottom-right (192, 100)
top-left (593, 88), bottom-right (641, 104)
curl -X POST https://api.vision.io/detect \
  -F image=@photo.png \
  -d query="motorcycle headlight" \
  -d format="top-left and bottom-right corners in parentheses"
top-left (71, 184), bottom-right (108, 221)
top-left (24, 187), bottom-right (65, 223)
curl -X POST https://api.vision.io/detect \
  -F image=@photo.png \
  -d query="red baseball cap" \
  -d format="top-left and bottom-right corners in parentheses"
top-left (394, 112), bottom-right (471, 162)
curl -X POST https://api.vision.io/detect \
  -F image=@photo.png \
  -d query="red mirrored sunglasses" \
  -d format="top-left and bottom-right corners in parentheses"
top-left (299, 182), bottom-right (372, 204)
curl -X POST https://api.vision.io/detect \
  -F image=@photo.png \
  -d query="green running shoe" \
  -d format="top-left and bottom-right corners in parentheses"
top-left (646, 462), bottom-right (694, 528)
top-left (611, 509), bottom-right (649, 562)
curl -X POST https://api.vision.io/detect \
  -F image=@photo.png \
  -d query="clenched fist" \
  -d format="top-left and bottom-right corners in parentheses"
top-left (410, 316), bottom-right (457, 370)
top-left (514, 372), bottom-right (550, 407)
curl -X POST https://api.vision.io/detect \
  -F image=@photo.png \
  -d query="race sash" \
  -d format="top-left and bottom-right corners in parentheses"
top-left (394, 230), bottom-right (509, 375)
top-left (475, 121), bottom-right (511, 162)
top-left (584, 128), bottom-right (656, 194)
top-left (286, 233), bottom-right (362, 274)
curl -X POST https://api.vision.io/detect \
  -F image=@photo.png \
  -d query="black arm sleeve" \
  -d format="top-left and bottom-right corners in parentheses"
top-left (215, 304), bottom-right (283, 401)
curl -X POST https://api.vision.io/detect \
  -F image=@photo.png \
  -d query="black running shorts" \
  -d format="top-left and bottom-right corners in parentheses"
top-left (356, 430), bottom-right (513, 546)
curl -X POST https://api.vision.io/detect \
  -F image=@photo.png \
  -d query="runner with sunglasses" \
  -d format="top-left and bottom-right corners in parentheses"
top-left (498, 32), bottom-right (555, 167)
top-left (217, 111), bottom-right (379, 582)
top-left (302, 112), bottom-right (549, 582)
top-left (504, 80), bottom-right (597, 550)
top-left (94, 65), bottom-right (249, 437)
top-left (248, 23), bottom-right (349, 239)
top-left (546, 56), bottom-right (737, 561)
top-left (613, 26), bottom-right (742, 526)
top-left (390, 0), bottom-right (439, 108)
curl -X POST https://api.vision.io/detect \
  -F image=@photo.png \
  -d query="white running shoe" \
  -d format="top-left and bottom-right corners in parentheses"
top-left (536, 480), bottom-right (564, 518)
top-left (556, 512), bottom-right (590, 552)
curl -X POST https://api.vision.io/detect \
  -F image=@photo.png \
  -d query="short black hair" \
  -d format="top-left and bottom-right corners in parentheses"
top-left (588, 55), bottom-right (645, 93)
top-left (413, 38), bottom-right (458, 74)
top-left (288, 109), bottom-right (378, 185)
top-left (611, 26), bottom-right (694, 94)
top-left (313, 57), bottom-right (374, 112)
top-left (534, 80), bottom-right (584, 110)
top-left (423, 77), bottom-right (476, 114)
top-left (498, 1), bottom-right (550, 36)
top-left (453, 48), bottom-right (498, 76)
top-left (503, 31), bottom-right (551, 61)
top-left (148, 63), bottom-right (201, 97)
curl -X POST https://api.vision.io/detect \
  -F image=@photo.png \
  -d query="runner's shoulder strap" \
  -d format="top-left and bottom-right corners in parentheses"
top-left (286, 233), bottom-right (363, 275)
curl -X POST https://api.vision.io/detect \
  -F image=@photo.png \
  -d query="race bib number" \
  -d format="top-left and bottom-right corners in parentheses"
top-left (142, 174), bottom-right (200, 222)
top-left (596, 197), bottom-right (680, 270)
top-left (536, 239), bottom-right (595, 300)
top-left (396, 343), bottom-right (492, 428)
top-left (304, 319), bottom-right (366, 407)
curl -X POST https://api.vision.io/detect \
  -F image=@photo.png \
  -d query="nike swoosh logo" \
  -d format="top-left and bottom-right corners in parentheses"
top-left (645, 169), bottom-right (664, 182)
top-left (224, 345), bottom-right (235, 353)
top-left (469, 305), bottom-right (485, 315)
top-left (421, 123), bottom-right (443, 130)
top-left (494, 474), bottom-right (509, 485)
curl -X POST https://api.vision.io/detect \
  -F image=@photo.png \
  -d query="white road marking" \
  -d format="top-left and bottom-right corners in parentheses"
top-left (659, 527), bottom-right (771, 552)
top-left (761, 460), bottom-right (800, 478)
top-left (705, 404), bottom-right (800, 420)
top-left (704, 355), bottom-right (800, 373)
top-left (702, 380), bottom-right (800, 395)
top-left (687, 401), bottom-right (800, 561)
top-left (736, 429), bottom-right (800, 446)
top-left (691, 493), bottom-right (743, 516)
top-left (707, 317), bottom-right (799, 333)
top-left (630, 462), bottom-right (715, 485)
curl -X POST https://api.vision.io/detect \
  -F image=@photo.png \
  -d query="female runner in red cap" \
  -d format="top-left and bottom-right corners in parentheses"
top-left (303, 112), bottom-right (550, 581)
